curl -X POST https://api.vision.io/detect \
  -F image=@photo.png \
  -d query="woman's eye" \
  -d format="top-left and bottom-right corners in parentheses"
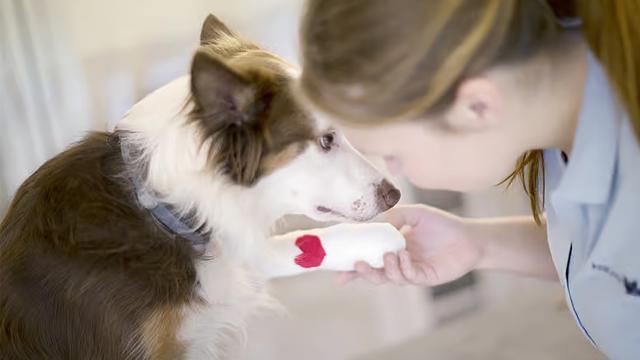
top-left (319, 132), bottom-right (335, 152)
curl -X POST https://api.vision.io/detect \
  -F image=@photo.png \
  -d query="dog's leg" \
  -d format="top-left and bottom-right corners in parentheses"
top-left (256, 223), bottom-right (405, 278)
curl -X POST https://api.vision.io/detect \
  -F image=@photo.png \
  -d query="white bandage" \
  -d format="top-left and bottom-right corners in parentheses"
top-left (259, 223), bottom-right (406, 278)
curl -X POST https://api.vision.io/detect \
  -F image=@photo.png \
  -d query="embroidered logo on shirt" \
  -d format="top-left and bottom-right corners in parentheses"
top-left (592, 263), bottom-right (640, 297)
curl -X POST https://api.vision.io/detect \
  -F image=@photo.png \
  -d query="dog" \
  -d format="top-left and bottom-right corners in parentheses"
top-left (0, 14), bottom-right (400, 359)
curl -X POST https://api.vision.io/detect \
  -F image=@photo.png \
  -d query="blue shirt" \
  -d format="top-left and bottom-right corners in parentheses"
top-left (544, 52), bottom-right (640, 359)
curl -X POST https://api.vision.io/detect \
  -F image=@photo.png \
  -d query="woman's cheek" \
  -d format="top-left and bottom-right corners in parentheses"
top-left (401, 151), bottom-right (484, 191)
top-left (401, 152), bottom-right (445, 189)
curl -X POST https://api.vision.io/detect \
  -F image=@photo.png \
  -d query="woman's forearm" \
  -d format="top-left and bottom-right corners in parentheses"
top-left (470, 216), bottom-right (558, 280)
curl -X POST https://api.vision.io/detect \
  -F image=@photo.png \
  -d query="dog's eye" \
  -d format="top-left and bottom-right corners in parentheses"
top-left (318, 132), bottom-right (335, 152)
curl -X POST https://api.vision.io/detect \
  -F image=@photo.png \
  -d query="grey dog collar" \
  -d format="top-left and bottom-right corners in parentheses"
top-left (119, 137), bottom-right (209, 250)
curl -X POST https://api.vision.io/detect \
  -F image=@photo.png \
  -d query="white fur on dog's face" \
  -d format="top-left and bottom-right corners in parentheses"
top-left (254, 119), bottom-right (390, 223)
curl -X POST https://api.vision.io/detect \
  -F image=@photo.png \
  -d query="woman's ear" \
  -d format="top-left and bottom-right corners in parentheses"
top-left (444, 77), bottom-right (503, 132)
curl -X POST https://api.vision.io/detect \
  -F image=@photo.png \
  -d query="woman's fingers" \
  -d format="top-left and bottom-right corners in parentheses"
top-left (354, 261), bottom-right (387, 284)
top-left (398, 250), bottom-right (417, 280)
top-left (399, 249), bottom-right (432, 285)
top-left (399, 250), bottom-right (438, 285)
top-left (340, 251), bottom-right (433, 286)
top-left (336, 271), bottom-right (359, 284)
top-left (383, 252), bottom-right (407, 285)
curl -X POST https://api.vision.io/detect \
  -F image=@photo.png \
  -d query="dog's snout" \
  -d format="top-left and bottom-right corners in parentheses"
top-left (376, 179), bottom-right (401, 211)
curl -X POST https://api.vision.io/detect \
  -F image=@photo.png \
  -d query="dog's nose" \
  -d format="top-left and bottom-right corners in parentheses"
top-left (376, 179), bottom-right (401, 211)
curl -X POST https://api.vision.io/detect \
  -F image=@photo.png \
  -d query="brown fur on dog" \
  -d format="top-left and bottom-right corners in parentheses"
top-left (141, 306), bottom-right (185, 360)
top-left (0, 133), bottom-right (197, 359)
top-left (190, 20), bottom-right (315, 186)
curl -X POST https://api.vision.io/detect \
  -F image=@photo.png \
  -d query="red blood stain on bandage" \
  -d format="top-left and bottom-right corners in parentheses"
top-left (294, 234), bottom-right (326, 268)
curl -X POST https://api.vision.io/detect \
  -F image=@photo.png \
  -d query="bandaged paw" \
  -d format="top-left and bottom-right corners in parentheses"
top-left (260, 223), bottom-right (406, 278)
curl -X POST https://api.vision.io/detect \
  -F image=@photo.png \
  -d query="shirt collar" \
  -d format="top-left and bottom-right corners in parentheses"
top-left (552, 52), bottom-right (622, 205)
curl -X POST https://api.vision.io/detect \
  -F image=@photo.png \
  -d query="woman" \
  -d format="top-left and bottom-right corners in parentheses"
top-left (298, 1), bottom-right (639, 358)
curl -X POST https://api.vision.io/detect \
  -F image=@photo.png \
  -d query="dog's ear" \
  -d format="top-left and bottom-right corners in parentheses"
top-left (190, 50), bottom-right (258, 125)
top-left (200, 14), bottom-right (233, 44)
top-left (190, 50), bottom-right (273, 185)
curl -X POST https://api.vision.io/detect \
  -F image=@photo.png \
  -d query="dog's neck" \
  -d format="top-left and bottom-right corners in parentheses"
top-left (118, 77), bottom-right (280, 263)
top-left (194, 182), bottom-right (278, 261)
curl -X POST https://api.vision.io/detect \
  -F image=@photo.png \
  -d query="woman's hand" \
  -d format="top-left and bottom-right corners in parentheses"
top-left (338, 204), bottom-right (557, 285)
top-left (338, 204), bottom-right (483, 286)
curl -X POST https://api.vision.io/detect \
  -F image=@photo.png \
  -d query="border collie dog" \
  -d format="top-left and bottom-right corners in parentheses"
top-left (0, 15), bottom-right (400, 359)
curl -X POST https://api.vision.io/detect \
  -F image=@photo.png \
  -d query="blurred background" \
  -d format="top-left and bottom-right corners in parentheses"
top-left (1, 0), bottom-right (603, 359)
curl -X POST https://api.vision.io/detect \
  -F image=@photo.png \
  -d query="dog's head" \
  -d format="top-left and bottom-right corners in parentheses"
top-left (188, 15), bottom-right (400, 223)
top-left (120, 15), bottom-right (399, 232)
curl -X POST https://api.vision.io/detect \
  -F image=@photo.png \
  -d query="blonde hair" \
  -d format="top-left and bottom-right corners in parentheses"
top-left (300, 0), bottom-right (640, 224)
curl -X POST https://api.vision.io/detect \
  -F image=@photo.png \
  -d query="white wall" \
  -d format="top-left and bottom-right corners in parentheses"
top-left (58, 0), bottom-right (303, 60)
top-left (52, 0), bottom-right (304, 129)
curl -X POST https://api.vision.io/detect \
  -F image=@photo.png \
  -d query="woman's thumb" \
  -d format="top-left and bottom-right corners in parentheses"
top-left (384, 205), bottom-right (424, 230)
